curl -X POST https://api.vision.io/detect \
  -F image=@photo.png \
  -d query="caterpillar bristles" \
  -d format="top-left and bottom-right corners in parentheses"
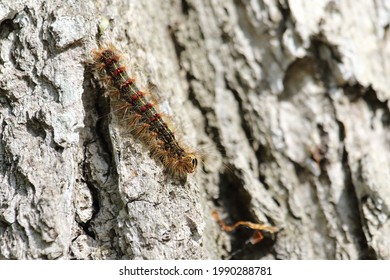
top-left (92, 44), bottom-right (199, 179)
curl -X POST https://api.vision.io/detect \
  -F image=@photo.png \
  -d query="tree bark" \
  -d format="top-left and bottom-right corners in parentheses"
top-left (0, 0), bottom-right (389, 259)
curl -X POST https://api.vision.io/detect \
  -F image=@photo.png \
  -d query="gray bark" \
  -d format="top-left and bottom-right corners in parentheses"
top-left (0, 0), bottom-right (389, 259)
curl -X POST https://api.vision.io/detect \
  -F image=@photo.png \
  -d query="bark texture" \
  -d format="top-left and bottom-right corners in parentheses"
top-left (0, 0), bottom-right (389, 259)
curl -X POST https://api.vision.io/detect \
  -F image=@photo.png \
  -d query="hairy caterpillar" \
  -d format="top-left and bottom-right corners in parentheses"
top-left (92, 45), bottom-right (198, 178)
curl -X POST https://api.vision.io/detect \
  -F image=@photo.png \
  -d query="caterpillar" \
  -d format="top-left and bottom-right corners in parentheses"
top-left (92, 45), bottom-right (198, 178)
top-left (212, 210), bottom-right (278, 244)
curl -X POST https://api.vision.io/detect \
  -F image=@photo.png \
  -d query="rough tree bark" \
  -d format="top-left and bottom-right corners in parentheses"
top-left (0, 0), bottom-right (389, 260)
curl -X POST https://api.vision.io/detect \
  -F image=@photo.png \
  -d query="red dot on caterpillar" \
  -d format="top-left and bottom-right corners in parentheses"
top-left (120, 78), bottom-right (135, 90)
top-left (131, 94), bottom-right (137, 101)
top-left (112, 66), bottom-right (125, 76)
top-left (149, 113), bottom-right (161, 123)
top-left (92, 44), bottom-right (199, 179)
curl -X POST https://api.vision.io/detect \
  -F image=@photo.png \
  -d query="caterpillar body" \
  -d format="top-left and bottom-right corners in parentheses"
top-left (93, 45), bottom-right (198, 178)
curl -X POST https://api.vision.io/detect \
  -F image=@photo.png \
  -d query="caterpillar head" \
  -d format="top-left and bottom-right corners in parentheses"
top-left (181, 153), bottom-right (198, 174)
top-left (168, 153), bottom-right (198, 178)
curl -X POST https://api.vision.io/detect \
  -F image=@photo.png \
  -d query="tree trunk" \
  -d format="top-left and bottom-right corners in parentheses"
top-left (0, 0), bottom-right (389, 259)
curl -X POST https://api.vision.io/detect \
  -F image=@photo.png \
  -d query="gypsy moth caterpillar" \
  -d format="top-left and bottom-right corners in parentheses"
top-left (92, 44), bottom-right (198, 179)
